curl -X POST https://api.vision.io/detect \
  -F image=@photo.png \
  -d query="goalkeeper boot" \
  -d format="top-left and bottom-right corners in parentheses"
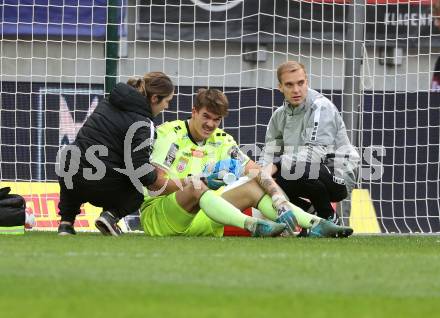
top-left (251, 219), bottom-right (286, 237)
top-left (58, 222), bottom-right (76, 236)
top-left (298, 213), bottom-right (340, 238)
top-left (328, 212), bottom-right (340, 225)
top-left (95, 211), bottom-right (123, 237)
top-left (297, 227), bottom-right (309, 238)
top-left (309, 219), bottom-right (353, 238)
top-left (276, 210), bottom-right (298, 236)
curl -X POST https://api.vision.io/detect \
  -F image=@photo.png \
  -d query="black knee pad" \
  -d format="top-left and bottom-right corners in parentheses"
top-left (329, 185), bottom-right (348, 202)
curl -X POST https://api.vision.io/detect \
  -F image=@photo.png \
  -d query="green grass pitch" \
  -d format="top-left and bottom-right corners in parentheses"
top-left (0, 233), bottom-right (439, 318)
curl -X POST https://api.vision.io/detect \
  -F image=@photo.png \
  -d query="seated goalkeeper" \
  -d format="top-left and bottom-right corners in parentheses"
top-left (141, 88), bottom-right (353, 238)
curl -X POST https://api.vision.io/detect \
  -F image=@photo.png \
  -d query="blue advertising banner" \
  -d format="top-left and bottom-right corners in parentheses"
top-left (0, 0), bottom-right (124, 39)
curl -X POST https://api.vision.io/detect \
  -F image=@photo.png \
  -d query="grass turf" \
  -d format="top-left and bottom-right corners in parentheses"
top-left (0, 233), bottom-right (439, 318)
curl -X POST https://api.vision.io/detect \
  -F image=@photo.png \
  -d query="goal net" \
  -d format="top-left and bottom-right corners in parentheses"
top-left (0, 0), bottom-right (439, 234)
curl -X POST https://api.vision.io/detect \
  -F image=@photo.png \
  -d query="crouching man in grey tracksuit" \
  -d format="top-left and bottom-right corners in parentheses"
top-left (260, 61), bottom-right (359, 225)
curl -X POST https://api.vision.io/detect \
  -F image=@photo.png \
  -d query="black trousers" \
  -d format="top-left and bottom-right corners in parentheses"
top-left (58, 175), bottom-right (144, 224)
top-left (274, 162), bottom-right (347, 219)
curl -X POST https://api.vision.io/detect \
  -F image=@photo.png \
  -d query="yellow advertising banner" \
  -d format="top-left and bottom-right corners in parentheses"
top-left (1, 181), bottom-right (102, 232)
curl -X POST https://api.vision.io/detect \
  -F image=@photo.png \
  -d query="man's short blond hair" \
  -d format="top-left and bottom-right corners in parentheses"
top-left (277, 61), bottom-right (307, 83)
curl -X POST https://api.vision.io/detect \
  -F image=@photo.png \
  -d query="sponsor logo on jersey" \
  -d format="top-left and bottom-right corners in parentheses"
top-left (192, 149), bottom-right (205, 158)
top-left (207, 141), bottom-right (222, 146)
top-left (176, 157), bottom-right (189, 172)
top-left (164, 143), bottom-right (179, 167)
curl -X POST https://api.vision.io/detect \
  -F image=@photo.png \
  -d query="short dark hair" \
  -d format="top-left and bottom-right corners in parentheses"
top-left (194, 88), bottom-right (229, 117)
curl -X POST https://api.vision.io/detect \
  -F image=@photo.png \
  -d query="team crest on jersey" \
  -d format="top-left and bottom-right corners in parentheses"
top-left (192, 149), bottom-right (204, 158)
top-left (176, 157), bottom-right (189, 172)
top-left (164, 143), bottom-right (179, 167)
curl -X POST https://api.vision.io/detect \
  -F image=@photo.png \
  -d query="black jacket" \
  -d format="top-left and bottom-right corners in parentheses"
top-left (72, 83), bottom-right (157, 186)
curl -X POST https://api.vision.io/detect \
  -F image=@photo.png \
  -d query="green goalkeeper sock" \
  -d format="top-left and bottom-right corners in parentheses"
top-left (257, 194), bottom-right (320, 229)
top-left (199, 190), bottom-right (247, 229)
top-left (256, 194), bottom-right (277, 221)
top-left (285, 201), bottom-right (319, 229)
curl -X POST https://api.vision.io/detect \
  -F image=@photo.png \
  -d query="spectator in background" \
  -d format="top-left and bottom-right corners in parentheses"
top-left (57, 72), bottom-right (174, 236)
top-left (260, 61), bottom-right (359, 231)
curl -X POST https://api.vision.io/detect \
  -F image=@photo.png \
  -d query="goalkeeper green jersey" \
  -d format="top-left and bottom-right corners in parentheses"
top-left (144, 120), bottom-right (249, 205)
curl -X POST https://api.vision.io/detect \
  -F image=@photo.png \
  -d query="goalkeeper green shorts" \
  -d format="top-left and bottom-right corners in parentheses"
top-left (140, 192), bottom-right (224, 237)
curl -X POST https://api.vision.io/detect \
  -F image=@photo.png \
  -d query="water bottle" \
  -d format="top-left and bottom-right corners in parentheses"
top-left (221, 172), bottom-right (237, 185)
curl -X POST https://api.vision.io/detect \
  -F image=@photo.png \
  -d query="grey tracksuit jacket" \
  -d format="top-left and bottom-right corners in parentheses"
top-left (260, 88), bottom-right (360, 190)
